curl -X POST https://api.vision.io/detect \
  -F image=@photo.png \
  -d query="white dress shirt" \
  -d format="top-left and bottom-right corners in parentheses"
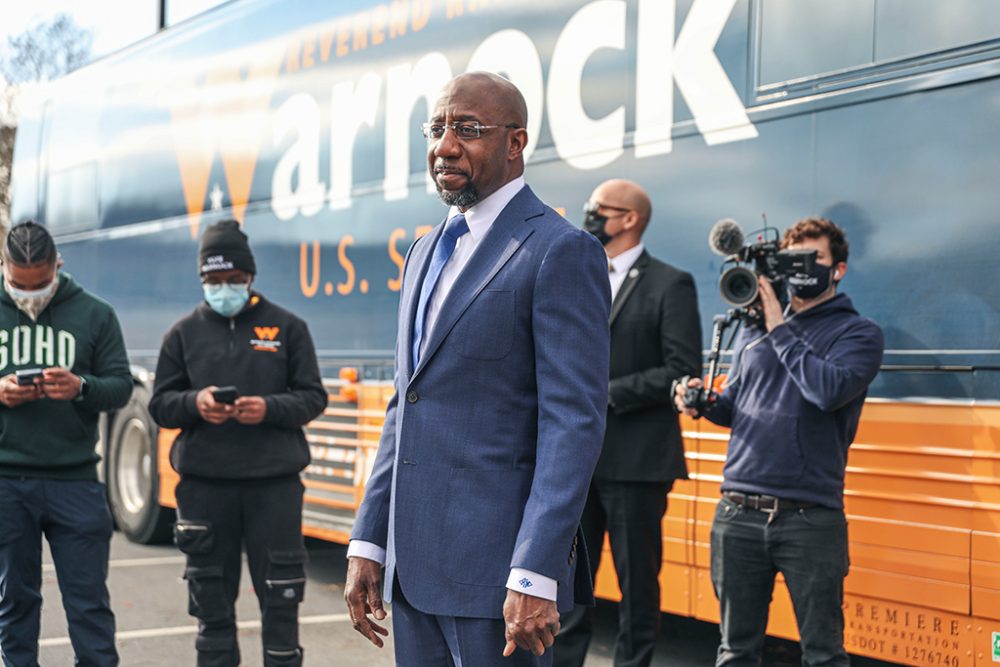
top-left (608, 243), bottom-right (645, 302)
top-left (348, 176), bottom-right (558, 602)
top-left (420, 175), bottom-right (526, 357)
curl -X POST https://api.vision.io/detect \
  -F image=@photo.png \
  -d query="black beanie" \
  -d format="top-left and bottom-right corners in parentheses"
top-left (199, 219), bottom-right (256, 275)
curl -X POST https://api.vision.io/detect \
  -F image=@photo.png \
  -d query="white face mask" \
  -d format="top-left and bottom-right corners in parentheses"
top-left (4, 275), bottom-right (59, 321)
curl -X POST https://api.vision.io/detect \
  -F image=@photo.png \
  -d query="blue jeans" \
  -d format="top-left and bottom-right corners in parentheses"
top-left (710, 497), bottom-right (849, 667)
top-left (0, 478), bottom-right (117, 667)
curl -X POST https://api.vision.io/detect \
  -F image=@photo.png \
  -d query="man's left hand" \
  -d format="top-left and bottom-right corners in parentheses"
top-left (757, 276), bottom-right (785, 332)
top-left (502, 590), bottom-right (560, 657)
top-left (41, 368), bottom-right (82, 401)
top-left (234, 396), bottom-right (267, 425)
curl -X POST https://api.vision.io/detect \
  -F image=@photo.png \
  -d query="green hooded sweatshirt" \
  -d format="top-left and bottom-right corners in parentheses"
top-left (0, 272), bottom-right (133, 479)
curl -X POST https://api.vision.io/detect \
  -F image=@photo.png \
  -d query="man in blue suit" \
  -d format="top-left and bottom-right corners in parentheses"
top-left (344, 72), bottom-right (611, 666)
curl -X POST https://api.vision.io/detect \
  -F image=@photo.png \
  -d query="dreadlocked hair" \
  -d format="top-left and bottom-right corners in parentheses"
top-left (3, 221), bottom-right (57, 267)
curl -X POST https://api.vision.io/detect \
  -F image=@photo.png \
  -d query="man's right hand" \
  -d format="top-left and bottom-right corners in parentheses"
top-left (673, 376), bottom-right (703, 418)
top-left (195, 386), bottom-right (236, 424)
top-left (345, 556), bottom-right (389, 648)
top-left (0, 374), bottom-right (42, 408)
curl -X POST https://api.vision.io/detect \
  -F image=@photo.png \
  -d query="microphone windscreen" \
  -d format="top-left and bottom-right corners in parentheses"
top-left (709, 218), bottom-right (745, 256)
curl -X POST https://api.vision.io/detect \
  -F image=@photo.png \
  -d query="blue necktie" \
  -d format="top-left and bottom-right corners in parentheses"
top-left (412, 214), bottom-right (470, 367)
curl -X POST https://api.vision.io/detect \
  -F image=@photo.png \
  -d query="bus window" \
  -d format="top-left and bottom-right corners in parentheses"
top-left (756, 0), bottom-right (1000, 98)
top-left (43, 87), bottom-right (103, 233)
top-left (758, 0), bottom-right (875, 86)
top-left (874, 0), bottom-right (1000, 61)
top-left (8, 106), bottom-right (44, 225)
top-left (46, 162), bottom-right (99, 233)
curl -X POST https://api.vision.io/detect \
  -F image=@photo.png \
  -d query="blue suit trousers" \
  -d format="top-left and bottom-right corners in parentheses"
top-left (392, 577), bottom-right (552, 667)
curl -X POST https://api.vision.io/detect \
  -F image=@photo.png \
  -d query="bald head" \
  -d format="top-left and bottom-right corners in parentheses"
top-left (593, 179), bottom-right (652, 229)
top-left (442, 71), bottom-right (528, 128)
top-left (583, 179), bottom-right (653, 257)
top-left (427, 72), bottom-right (530, 210)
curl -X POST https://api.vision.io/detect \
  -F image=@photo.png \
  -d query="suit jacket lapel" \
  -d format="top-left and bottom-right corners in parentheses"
top-left (609, 250), bottom-right (649, 327)
top-left (410, 186), bottom-right (542, 382)
top-left (400, 222), bottom-right (445, 381)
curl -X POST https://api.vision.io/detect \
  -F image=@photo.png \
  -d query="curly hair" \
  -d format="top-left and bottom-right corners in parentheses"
top-left (781, 217), bottom-right (848, 264)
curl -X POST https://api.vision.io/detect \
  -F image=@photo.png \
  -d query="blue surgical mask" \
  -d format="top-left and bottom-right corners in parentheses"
top-left (203, 283), bottom-right (250, 318)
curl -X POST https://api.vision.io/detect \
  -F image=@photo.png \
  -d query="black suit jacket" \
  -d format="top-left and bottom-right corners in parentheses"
top-left (598, 250), bottom-right (702, 482)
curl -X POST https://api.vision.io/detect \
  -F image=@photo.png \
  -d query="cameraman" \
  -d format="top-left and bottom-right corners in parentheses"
top-left (674, 218), bottom-right (883, 666)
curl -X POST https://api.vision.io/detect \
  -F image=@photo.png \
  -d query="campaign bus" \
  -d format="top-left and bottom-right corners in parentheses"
top-left (9, 0), bottom-right (1000, 663)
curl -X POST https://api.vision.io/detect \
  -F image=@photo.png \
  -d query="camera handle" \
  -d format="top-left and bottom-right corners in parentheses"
top-left (677, 309), bottom-right (742, 416)
top-left (704, 309), bottom-right (741, 404)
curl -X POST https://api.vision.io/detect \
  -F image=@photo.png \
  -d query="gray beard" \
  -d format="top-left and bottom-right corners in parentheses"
top-left (436, 184), bottom-right (480, 209)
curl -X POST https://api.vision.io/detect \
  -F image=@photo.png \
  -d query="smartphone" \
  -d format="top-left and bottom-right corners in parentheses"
top-left (15, 368), bottom-right (44, 386)
top-left (212, 386), bottom-right (240, 404)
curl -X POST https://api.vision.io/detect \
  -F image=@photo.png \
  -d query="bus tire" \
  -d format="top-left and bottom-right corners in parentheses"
top-left (107, 385), bottom-right (175, 544)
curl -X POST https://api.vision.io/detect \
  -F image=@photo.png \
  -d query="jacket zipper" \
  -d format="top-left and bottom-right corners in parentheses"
top-left (228, 318), bottom-right (236, 355)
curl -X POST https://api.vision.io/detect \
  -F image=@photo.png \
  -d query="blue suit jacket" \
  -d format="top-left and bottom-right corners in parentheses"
top-left (352, 184), bottom-right (611, 619)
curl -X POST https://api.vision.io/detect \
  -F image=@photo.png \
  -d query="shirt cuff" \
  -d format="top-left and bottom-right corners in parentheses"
top-left (506, 568), bottom-right (557, 601)
top-left (347, 540), bottom-right (386, 566)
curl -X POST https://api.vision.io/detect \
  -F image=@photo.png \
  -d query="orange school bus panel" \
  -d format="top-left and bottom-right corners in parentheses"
top-left (157, 390), bottom-right (1000, 665)
top-left (594, 404), bottom-right (1000, 665)
top-left (12, 1), bottom-right (1000, 665)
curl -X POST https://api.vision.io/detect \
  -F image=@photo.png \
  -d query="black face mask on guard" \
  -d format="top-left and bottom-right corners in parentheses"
top-left (582, 203), bottom-right (613, 246)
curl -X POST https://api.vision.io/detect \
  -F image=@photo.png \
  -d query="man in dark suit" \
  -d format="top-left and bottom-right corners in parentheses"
top-left (344, 72), bottom-right (611, 666)
top-left (555, 179), bottom-right (702, 667)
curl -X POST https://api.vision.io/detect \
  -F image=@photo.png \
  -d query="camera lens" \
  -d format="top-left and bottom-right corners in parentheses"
top-left (719, 266), bottom-right (759, 307)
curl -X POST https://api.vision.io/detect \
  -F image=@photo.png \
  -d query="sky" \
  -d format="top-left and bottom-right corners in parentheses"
top-left (0, 0), bottom-right (229, 63)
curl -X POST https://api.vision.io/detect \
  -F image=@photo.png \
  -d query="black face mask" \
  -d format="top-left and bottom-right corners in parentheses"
top-left (787, 262), bottom-right (833, 299)
top-left (582, 206), bottom-right (613, 246)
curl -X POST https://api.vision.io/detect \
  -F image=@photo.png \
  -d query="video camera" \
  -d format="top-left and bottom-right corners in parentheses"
top-left (676, 217), bottom-right (820, 414)
top-left (710, 218), bottom-right (817, 312)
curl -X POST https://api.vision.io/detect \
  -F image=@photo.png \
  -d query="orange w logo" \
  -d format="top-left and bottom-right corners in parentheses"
top-left (254, 327), bottom-right (280, 341)
top-left (168, 45), bottom-right (284, 238)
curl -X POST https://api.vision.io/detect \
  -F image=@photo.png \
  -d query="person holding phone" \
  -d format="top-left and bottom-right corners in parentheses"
top-left (0, 221), bottom-right (133, 667)
top-left (149, 219), bottom-right (327, 667)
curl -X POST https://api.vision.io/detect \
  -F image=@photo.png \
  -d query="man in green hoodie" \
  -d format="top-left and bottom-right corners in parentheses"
top-left (0, 221), bottom-right (133, 666)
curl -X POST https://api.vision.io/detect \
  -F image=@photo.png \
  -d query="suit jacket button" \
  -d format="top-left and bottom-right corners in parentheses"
top-left (406, 390), bottom-right (419, 403)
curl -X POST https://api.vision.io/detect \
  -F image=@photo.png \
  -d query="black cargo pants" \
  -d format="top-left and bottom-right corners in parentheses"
top-left (174, 475), bottom-right (307, 667)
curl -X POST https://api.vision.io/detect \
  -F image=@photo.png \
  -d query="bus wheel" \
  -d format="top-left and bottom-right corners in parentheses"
top-left (107, 386), bottom-right (175, 544)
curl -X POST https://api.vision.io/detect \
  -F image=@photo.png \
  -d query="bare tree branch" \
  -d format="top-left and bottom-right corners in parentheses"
top-left (1, 14), bottom-right (93, 85)
top-left (0, 14), bottom-right (93, 228)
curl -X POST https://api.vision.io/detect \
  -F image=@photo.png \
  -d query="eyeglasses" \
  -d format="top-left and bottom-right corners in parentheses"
top-left (201, 279), bottom-right (249, 293)
top-left (421, 121), bottom-right (521, 141)
top-left (584, 201), bottom-right (631, 216)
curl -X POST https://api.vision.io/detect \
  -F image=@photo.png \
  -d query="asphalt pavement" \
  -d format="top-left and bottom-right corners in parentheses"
top-left (34, 532), bottom-right (893, 666)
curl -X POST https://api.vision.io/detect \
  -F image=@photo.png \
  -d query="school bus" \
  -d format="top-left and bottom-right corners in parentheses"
top-left (9, 1), bottom-right (1000, 663)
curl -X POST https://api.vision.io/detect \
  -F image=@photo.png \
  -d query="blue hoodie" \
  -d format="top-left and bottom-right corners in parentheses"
top-left (705, 293), bottom-right (884, 508)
